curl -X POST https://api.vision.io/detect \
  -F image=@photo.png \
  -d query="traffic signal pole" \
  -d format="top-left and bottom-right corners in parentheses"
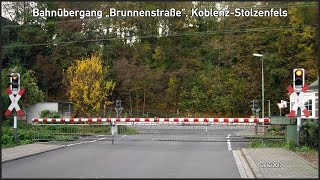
top-left (297, 108), bottom-right (301, 146)
top-left (291, 68), bottom-right (306, 146)
top-left (261, 55), bottom-right (264, 121)
top-left (13, 112), bottom-right (18, 143)
top-left (6, 73), bottom-right (23, 144)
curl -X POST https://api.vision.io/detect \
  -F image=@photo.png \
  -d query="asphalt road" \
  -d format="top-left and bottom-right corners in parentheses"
top-left (2, 140), bottom-right (248, 178)
top-left (3, 124), bottom-right (252, 178)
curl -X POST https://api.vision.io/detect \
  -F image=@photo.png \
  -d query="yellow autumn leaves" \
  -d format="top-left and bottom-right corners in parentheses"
top-left (67, 55), bottom-right (115, 117)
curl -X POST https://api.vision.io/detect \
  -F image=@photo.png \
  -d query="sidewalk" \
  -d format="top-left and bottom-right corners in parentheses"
top-left (233, 147), bottom-right (319, 179)
top-left (2, 143), bottom-right (65, 163)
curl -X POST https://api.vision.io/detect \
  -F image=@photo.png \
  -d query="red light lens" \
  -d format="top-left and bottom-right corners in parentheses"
top-left (295, 70), bottom-right (302, 76)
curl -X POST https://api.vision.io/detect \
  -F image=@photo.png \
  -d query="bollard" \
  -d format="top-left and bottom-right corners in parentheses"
top-left (111, 119), bottom-right (116, 145)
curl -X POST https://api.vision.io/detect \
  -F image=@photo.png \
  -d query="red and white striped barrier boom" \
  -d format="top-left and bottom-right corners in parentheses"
top-left (33, 117), bottom-right (270, 123)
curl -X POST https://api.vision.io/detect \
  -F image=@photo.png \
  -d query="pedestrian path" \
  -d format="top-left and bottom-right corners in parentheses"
top-left (234, 147), bottom-right (318, 179)
top-left (2, 143), bottom-right (65, 162)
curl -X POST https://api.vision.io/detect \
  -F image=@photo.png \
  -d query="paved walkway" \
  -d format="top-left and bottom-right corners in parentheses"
top-left (2, 143), bottom-right (65, 162)
top-left (234, 147), bottom-right (318, 179)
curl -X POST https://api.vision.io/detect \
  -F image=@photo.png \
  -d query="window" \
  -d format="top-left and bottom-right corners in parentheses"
top-left (304, 99), bottom-right (312, 116)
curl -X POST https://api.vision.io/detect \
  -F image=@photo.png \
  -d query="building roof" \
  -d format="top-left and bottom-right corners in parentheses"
top-left (309, 78), bottom-right (318, 90)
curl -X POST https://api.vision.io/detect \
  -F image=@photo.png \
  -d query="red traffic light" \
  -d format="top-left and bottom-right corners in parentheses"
top-left (293, 68), bottom-right (305, 91)
top-left (295, 70), bottom-right (303, 76)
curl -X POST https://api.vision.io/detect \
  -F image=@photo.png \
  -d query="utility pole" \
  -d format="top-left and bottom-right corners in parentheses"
top-left (267, 100), bottom-right (271, 117)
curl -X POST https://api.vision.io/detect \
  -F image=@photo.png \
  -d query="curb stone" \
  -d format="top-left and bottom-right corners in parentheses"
top-left (232, 149), bottom-right (255, 178)
top-left (241, 148), bottom-right (264, 178)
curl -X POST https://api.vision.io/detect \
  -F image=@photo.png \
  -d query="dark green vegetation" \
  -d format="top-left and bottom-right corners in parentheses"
top-left (1, 120), bottom-right (139, 148)
top-left (243, 125), bottom-right (286, 141)
top-left (2, 121), bottom-right (34, 148)
top-left (249, 121), bottom-right (318, 150)
top-left (249, 139), bottom-right (317, 152)
top-left (1, 2), bottom-right (318, 118)
top-left (300, 121), bottom-right (318, 148)
top-left (39, 110), bottom-right (61, 118)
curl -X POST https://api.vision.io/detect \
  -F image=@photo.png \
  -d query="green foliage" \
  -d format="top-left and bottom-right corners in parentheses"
top-left (39, 110), bottom-right (51, 118)
top-left (249, 140), bottom-right (286, 148)
top-left (285, 138), bottom-right (296, 151)
top-left (2, 120), bottom-right (123, 147)
top-left (50, 112), bottom-right (61, 118)
top-left (39, 110), bottom-right (61, 118)
top-left (295, 145), bottom-right (317, 152)
top-left (2, 134), bottom-right (14, 145)
top-left (118, 125), bottom-right (139, 135)
top-left (22, 70), bottom-right (45, 105)
top-left (1, 121), bottom-right (34, 147)
top-left (300, 121), bottom-right (318, 148)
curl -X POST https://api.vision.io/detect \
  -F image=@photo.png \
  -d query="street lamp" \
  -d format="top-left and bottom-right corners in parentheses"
top-left (267, 100), bottom-right (271, 117)
top-left (253, 53), bottom-right (264, 119)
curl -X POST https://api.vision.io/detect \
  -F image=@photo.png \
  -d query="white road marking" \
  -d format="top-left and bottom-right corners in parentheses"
top-left (67, 142), bottom-right (87, 147)
top-left (97, 138), bottom-right (107, 141)
top-left (67, 135), bottom-right (116, 146)
top-left (122, 135), bottom-right (127, 137)
top-left (227, 133), bottom-right (232, 151)
top-left (67, 140), bottom-right (97, 146)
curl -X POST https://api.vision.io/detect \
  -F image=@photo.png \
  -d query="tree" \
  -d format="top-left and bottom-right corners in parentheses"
top-left (67, 55), bottom-right (115, 117)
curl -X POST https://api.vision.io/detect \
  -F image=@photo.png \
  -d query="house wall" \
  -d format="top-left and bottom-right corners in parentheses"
top-left (26, 102), bottom-right (58, 123)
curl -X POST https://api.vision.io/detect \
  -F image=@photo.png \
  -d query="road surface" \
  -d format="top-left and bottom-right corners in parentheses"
top-left (2, 124), bottom-right (251, 178)
top-left (2, 141), bottom-right (248, 178)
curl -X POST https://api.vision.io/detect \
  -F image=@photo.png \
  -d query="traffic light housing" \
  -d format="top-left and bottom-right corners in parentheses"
top-left (253, 100), bottom-right (259, 109)
top-left (293, 68), bottom-right (305, 91)
top-left (115, 100), bottom-right (121, 108)
top-left (9, 73), bottom-right (20, 95)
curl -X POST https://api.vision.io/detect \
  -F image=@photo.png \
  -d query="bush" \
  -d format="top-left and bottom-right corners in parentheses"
top-left (50, 111), bottom-right (61, 118)
top-left (2, 134), bottom-right (13, 145)
top-left (300, 121), bottom-right (318, 148)
top-left (285, 138), bottom-right (296, 151)
top-left (40, 110), bottom-right (61, 118)
top-left (20, 139), bottom-right (33, 145)
top-left (18, 130), bottom-right (33, 140)
top-left (40, 110), bottom-right (51, 118)
top-left (295, 145), bottom-right (317, 152)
